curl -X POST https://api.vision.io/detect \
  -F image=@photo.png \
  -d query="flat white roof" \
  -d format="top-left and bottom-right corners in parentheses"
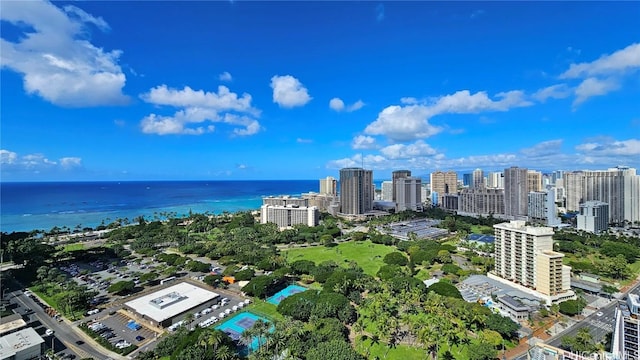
top-left (125, 282), bottom-right (219, 323)
top-left (0, 327), bottom-right (44, 358)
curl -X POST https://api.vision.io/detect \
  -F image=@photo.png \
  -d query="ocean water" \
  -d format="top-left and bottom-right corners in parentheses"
top-left (0, 180), bottom-right (317, 233)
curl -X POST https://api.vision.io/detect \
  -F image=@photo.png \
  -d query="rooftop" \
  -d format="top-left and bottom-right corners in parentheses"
top-left (0, 327), bottom-right (44, 358)
top-left (125, 282), bottom-right (219, 323)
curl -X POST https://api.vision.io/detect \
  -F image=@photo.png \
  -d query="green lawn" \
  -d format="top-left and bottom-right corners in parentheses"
top-left (283, 240), bottom-right (396, 276)
top-left (60, 243), bottom-right (84, 252)
top-left (629, 260), bottom-right (640, 273)
top-left (356, 337), bottom-right (425, 360)
top-left (246, 300), bottom-right (284, 321)
top-left (470, 225), bottom-right (493, 234)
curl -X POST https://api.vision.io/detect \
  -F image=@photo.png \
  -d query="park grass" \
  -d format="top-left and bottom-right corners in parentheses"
top-left (60, 243), bottom-right (84, 252)
top-left (470, 225), bottom-right (493, 234)
top-left (283, 240), bottom-right (396, 276)
top-left (629, 260), bottom-right (640, 274)
top-left (356, 337), bottom-right (425, 360)
top-left (414, 268), bottom-right (432, 281)
top-left (247, 300), bottom-right (284, 321)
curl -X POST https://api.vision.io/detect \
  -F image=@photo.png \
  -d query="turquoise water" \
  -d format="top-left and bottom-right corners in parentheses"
top-left (215, 312), bottom-right (270, 353)
top-left (267, 285), bottom-right (308, 305)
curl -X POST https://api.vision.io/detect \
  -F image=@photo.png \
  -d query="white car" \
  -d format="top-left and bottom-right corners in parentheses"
top-left (45, 329), bottom-right (54, 336)
top-left (596, 311), bottom-right (604, 317)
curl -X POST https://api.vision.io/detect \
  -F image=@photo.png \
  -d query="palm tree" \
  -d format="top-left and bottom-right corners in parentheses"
top-left (215, 345), bottom-right (235, 360)
top-left (241, 328), bottom-right (255, 355)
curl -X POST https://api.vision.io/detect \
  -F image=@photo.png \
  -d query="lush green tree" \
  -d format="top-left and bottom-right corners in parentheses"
top-left (290, 260), bottom-right (316, 275)
top-left (427, 282), bottom-right (463, 299)
top-left (561, 328), bottom-right (598, 353)
top-left (234, 268), bottom-right (255, 281)
top-left (441, 263), bottom-right (462, 275)
top-left (467, 342), bottom-right (498, 360)
top-left (559, 298), bottom-right (587, 316)
top-left (306, 339), bottom-right (365, 360)
top-left (601, 241), bottom-right (640, 263)
top-left (107, 280), bottom-right (135, 294)
top-left (485, 313), bottom-right (519, 340)
top-left (383, 252), bottom-right (408, 266)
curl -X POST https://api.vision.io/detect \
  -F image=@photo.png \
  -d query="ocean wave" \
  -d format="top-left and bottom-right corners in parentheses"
top-left (22, 213), bottom-right (32, 217)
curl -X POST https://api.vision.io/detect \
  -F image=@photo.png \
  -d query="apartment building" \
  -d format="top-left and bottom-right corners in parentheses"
top-left (577, 201), bottom-right (609, 234)
top-left (430, 170), bottom-right (458, 205)
top-left (339, 167), bottom-right (374, 215)
top-left (260, 204), bottom-right (319, 228)
top-left (612, 294), bottom-right (640, 360)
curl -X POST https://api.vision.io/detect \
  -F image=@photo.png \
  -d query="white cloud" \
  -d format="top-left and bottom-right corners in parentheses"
top-left (297, 138), bottom-right (313, 144)
top-left (364, 105), bottom-right (443, 142)
top-left (380, 140), bottom-right (438, 159)
top-left (532, 84), bottom-right (572, 102)
top-left (270, 75), bottom-right (312, 108)
top-left (0, 0), bottom-right (128, 107)
top-left (520, 139), bottom-right (563, 157)
top-left (139, 85), bottom-right (261, 136)
top-left (219, 71), bottom-right (233, 82)
top-left (330, 97), bottom-right (365, 112)
top-left (326, 153), bottom-right (388, 170)
top-left (560, 43), bottom-right (640, 79)
top-left (573, 77), bottom-right (620, 107)
top-left (575, 139), bottom-right (640, 156)
top-left (351, 135), bottom-right (378, 150)
top-left (0, 149), bottom-right (82, 170)
top-left (364, 89), bottom-right (531, 141)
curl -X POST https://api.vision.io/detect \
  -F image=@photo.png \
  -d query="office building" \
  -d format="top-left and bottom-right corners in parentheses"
top-left (577, 201), bottom-right (609, 234)
top-left (527, 170), bottom-right (543, 192)
top-left (528, 189), bottom-right (561, 226)
top-left (395, 176), bottom-right (422, 212)
top-left (381, 181), bottom-right (393, 201)
top-left (491, 220), bottom-right (574, 305)
top-left (0, 327), bottom-right (44, 360)
top-left (612, 294), bottom-right (640, 360)
top-left (458, 187), bottom-right (504, 216)
top-left (302, 192), bottom-right (338, 214)
top-left (487, 172), bottom-right (504, 189)
top-left (421, 184), bottom-right (429, 203)
top-left (339, 167), bottom-right (374, 215)
top-left (392, 170), bottom-right (412, 202)
top-left (261, 204), bottom-right (319, 228)
top-left (262, 196), bottom-right (308, 207)
top-left (472, 168), bottom-right (484, 189)
top-left (504, 167), bottom-right (529, 218)
top-left (442, 194), bottom-right (459, 211)
top-left (463, 173), bottom-right (472, 187)
top-left (430, 171), bottom-right (458, 205)
top-left (319, 176), bottom-right (337, 196)
top-left (564, 166), bottom-right (640, 224)
top-left (551, 170), bottom-right (565, 184)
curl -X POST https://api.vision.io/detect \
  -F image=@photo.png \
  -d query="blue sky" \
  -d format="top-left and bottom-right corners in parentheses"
top-left (1, 1), bottom-right (639, 181)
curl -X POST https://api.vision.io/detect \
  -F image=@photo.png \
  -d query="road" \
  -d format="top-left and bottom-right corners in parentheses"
top-left (11, 290), bottom-right (123, 360)
top-left (545, 280), bottom-right (640, 348)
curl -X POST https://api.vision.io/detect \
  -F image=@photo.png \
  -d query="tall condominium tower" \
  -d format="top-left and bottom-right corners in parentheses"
top-left (492, 221), bottom-right (574, 305)
top-left (463, 173), bottom-right (472, 187)
top-left (504, 167), bottom-right (528, 218)
top-left (612, 294), bottom-right (640, 360)
top-left (319, 176), bottom-right (337, 196)
top-left (395, 176), bottom-right (422, 212)
top-left (472, 168), bottom-right (485, 189)
top-left (487, 172), bottom-right (504, 189)
top-left (458, 187), bottom-right (504, 215)
top-left (381, 181), bottom-right (393, 201)
top-left (339, 167), bottom-right (374, 215)
top-left (392, 170), bottom-right (412, 202)
top-left (430, 171), bottom-right (458, 205)
top-left (528, 189), bottom-right (561, 226)
top-left (577, 201), bottom-right (609, 234)
top-left (527, 170), bottom-right (543, 192)
top-left (564, 166), bottom-right (640, 224)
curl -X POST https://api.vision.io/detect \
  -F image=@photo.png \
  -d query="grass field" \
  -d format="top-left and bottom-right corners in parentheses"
top-left (60, 243), bottom-right (84, 252)
top-left (470, 225), bottom-right (493, 234)
top-left (283, 240), bottom-right (396, 276)
top-left (247, 300), bottom-right (284, 321)
top-left (356, 337), bottom-right (425, 359)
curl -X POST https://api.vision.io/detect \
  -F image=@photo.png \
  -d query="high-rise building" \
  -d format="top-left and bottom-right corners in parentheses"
top-left (339, 167), bottom-right (374, 215)
top-left (612, 294), bottom-right (640, 360)
top-left (319, 176), bottom-right (337, 196)
top-left (472, 168), bottom-right (485, 189)
top-left (458, 187), bottom-right (504, 215)
top-left (263, 196), bottom-right (308, 207)
top-left (421, 184), bottom-right (429, 203)
top-left (527, 170), bottom-right (543, 192)
top-left (491, 220), bottom-right (574, 305)
top-left (261, 204), bottom-right (319, 228)
top-left (302, 192), bottom-right (338, 215)
top-left (551, 170), bottom-right (565, 184)
top-left (381, 181), bottom-right (393, 201)
top-left (395, 176), bottom-right (422, 212)
top-left (528, 189), bottom-right (561, 226)
top-left (577, 201), bottom-right (609, 234)
top-left (392, 170), bottom-right (412, 202)
top-left (430, 171), bottom-right (458, 205)
top-left (564, 166), bottom-right (639, 224)
top-left (463, 173), bottom-right (472, 187)
top-left (487, 172), bottom-right (504, 189)
top-left (504, 167), bottom-right (528, 218)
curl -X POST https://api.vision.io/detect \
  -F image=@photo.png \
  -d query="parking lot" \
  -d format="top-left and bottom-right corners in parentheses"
top-left (88, 311), bottom-right (158, 350)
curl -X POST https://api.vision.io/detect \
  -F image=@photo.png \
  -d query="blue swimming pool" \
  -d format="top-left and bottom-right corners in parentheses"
top-left (267, 284), bottom-right (308, 305)
top-left (215, 312), bottom-right (270, 354)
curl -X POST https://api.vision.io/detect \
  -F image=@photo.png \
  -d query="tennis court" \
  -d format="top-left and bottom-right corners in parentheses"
top-left (215, 312), bottom-right (270, 352)
top-left (266, 284), bottom-right (307, 305)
